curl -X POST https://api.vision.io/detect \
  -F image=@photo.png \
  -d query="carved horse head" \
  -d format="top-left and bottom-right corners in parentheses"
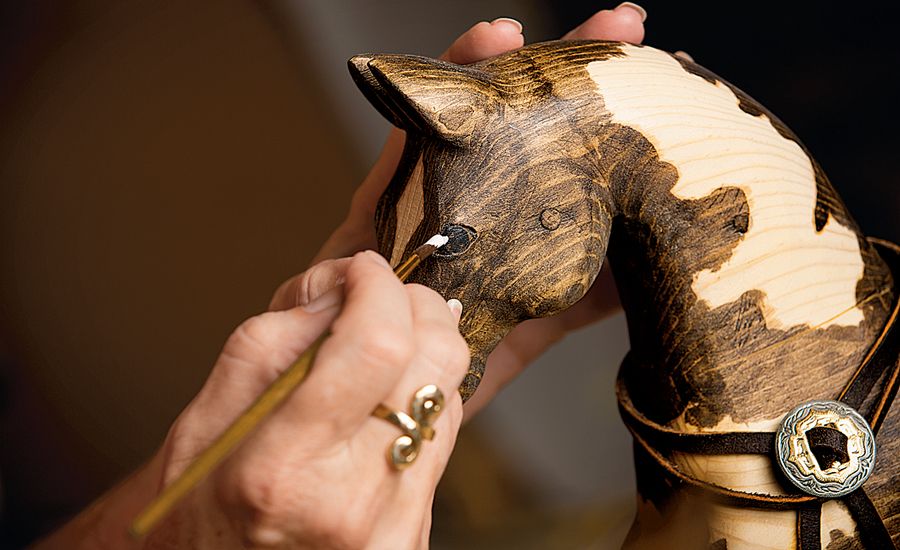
top-left (351, 42), bottom-right (628, 399)
top-left (352, 38), bottom-right (895, 402)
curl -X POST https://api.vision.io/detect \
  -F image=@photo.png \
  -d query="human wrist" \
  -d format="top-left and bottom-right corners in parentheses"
top-left (33, 452), bottom-right (164, 550)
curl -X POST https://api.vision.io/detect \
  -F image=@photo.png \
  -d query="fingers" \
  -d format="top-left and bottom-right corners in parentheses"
top-left (288, 251), bottom-right (414, 432)
top-left (563, 3), bottom-right (646, 43)
top-left (441, 18), bottom-right (524, 64)
top-left (366, 383), bottom-right (462, 548)
top-left (219, 281), bottom-right (467, 548)
top-left (394, 285), bottom-right (469, 394)
top-left (358, 285), bottom-right (469, 452)
top-left (269, 258), bottom-right (352, 311)
top-left (359, 290), bottom-right (467, 545)
top-left (179, 250), bottom-right (406, 457)
top-left (359, 286), bottom-right (468, 487)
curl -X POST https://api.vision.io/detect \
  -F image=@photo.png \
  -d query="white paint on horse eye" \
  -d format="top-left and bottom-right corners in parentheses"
top-left (425, 234), bottom-right (450, 248)
top-left (586, 45), bottom-right (864, 329)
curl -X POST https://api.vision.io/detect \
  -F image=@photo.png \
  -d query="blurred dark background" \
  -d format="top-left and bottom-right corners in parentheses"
top-left (1, 1), bottom-right (897, 548)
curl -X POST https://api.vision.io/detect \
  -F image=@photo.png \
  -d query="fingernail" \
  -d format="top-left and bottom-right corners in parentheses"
top-left (490, 17), bottom-right (523, 34)
top-left (363, 250), bottom-right (392, 270)
top-left (447, 299), bottom-right (463, 322)
top-left (302, 287), bottom-right (342, 313)
top-left (615, 2), bottom-right (647, 22)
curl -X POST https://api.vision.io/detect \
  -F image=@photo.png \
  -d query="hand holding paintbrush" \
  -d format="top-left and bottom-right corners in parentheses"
top-left (121, 237), bottom-right (466, 547)
top-left (35, 242), bottom-right (465, 550)
top-left (129, 236), bottom-right (451, 538)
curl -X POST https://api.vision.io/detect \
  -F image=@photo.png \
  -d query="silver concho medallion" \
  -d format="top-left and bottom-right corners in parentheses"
top-left (775, 400), bottom-right (876, 498)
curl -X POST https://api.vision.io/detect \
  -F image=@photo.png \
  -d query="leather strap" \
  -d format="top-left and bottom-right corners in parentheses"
top-left (845, 489), bottom-right (895, 550)
top-left (798, 503), bottom-right (822, 550)
top-left (618, 238), bottom-right (900, 548)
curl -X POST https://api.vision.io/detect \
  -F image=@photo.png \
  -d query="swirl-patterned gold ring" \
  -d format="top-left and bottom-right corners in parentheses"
top-left (371, 384), bottom-right (445, 469)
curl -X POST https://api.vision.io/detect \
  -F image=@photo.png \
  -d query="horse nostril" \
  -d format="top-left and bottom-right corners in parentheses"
top-left (434, 224), bottom-right (477, 258)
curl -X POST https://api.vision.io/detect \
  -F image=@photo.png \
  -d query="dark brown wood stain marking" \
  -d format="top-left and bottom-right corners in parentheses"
top-left (826, 527), bottom-right (865, 550)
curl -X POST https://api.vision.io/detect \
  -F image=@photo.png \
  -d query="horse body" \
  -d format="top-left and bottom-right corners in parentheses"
top-left (350, 40), bottom-right (898, 548)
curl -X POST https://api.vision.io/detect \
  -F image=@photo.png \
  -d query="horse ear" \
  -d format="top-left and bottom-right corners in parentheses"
top-left (349, 54), bottom-right (500, 146)
top-left (348, 55), bottom-right (406, 129)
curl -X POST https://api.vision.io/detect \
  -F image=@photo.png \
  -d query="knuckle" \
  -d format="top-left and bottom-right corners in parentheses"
top-left (226, 467), bottom-right (286, 529)
top-left (226, 470), bottom-right (373, 550)
top-left (271, 259), bottom-right (349, 310)
top-left (165, 414), bottom-right (200, 453)
top-left (216, 313), bottom-right (287, 382)
top-left (271, 273), bottom-right (306, 310)
top-left (353, 326), bottom-right (414, 370)
top-left (217, 456), bottom-right (380, 549)
top-left (220, 315), bottom-right (273, 365)
top-left (230, 313), bottom-right (277, 353)
top-left (291, 271), bottom-right (316, 307)
top-left (349, 250), bottom-right (375, 269)
top-left (347, 250), bottom-right (390, 281)
top-left (303, 259), bottom-right (346, 301)
top-left (404, 283), bottom-right (471, 373)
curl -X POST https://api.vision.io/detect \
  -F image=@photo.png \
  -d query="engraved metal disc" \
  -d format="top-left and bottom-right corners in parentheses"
top-left (775, 400), bottom-right (876, 498)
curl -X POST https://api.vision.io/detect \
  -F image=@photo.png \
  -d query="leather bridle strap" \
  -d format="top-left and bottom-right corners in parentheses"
top-left (798, 505), bottom-right (822, 550)
top-left (617, 238), bottom-right (900, 549)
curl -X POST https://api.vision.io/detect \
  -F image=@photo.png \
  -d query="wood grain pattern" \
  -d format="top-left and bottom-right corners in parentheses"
top-left (349, 40), bottom-right (898, 549)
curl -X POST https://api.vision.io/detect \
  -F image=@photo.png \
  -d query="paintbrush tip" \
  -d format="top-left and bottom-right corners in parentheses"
top-left (409, 234), bottom-right (448, 264)
top-left (425, 234), bottom-right (449, 248)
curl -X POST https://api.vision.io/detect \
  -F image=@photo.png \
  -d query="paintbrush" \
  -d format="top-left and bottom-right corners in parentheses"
top-left (130, 234), bottom-right (449, 538)
top-left (393, 234), bottom-right (449, 280)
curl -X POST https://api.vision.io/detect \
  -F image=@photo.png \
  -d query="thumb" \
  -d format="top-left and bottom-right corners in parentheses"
top-left (270, 257), bottom-right (352, 311)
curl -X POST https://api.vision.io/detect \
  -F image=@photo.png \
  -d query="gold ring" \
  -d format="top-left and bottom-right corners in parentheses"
top-left (371, 385), bottom-right (444, 469)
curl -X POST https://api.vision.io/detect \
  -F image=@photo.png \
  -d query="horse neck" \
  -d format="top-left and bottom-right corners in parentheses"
top-left (606, 215), bottom-right (892, 432)
top-left (577, 45), bottom-right (895, 432)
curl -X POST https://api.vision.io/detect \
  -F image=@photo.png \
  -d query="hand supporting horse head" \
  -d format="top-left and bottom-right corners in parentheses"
top-left (351, 40), bottom-right (899, 549)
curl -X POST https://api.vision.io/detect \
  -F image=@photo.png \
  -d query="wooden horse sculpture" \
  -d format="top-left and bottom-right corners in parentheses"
top-left (349, 41), bottom-right (900, 549)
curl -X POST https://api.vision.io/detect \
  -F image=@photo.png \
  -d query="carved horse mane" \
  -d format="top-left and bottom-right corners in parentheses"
top-left (350, 40), bottom-right (899, 549)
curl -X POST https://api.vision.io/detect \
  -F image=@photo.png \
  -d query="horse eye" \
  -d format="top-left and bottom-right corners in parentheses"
top-left (434, 224), bottom-right (477, 258)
